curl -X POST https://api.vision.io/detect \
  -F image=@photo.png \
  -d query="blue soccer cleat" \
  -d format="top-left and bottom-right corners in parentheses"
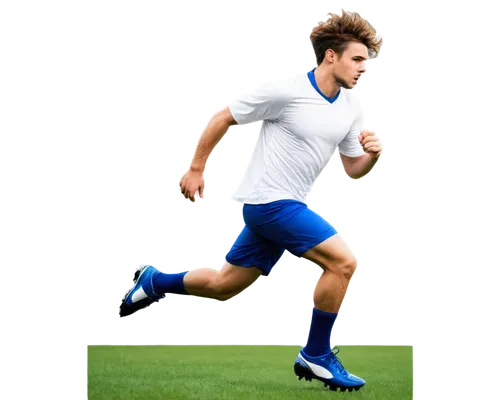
top-left (294, 347), bottom-right (365, 392)
top-left (119, 265), bottom-right (165, 317)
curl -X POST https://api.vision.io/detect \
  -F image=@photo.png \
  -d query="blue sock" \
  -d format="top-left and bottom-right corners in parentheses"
top-left (152, 271), bottom-right (189, 295)
top-left (303, 308), bottom-right (338, 357)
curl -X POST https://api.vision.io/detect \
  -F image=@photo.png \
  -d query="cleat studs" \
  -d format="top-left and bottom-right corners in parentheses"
top-left (348, 388), bottom-right (353, 392)
top-left (340, 387), bottom-right (346, 392)
top-left (298, 376), bottom-right (303, 380)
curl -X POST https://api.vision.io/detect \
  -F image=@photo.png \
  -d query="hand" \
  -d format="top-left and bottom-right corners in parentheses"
top-left (179, 169), bottom-right (204, 202)
top-left (359, 130), bottom-right (382, 159)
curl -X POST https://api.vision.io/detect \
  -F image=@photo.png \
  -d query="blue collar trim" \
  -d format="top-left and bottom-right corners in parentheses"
top-left (307, 68), bottom-right (341, 104)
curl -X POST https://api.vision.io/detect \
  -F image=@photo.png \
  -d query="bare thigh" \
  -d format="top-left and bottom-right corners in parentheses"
top-left (301, 234), bottom-right (356, 272)
top-left (215, 262), bottom-right (262, 297)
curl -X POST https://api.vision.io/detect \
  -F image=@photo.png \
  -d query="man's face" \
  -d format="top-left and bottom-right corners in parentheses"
top-left (332, 42), bottom-right (368, 89)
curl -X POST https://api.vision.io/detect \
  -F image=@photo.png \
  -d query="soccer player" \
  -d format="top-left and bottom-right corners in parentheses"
top-left (120, 10), bottom-right (383, 392)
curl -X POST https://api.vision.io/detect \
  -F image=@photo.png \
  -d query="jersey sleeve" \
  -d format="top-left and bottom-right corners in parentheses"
top-left (228, 80), bottom-right (290, 125)
top-left (338, 103), bottom-right (366, 158)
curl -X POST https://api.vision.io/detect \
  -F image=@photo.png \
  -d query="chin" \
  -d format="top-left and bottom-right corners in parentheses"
top-left (337, 78), bottom-right (353, 90)
top-left (348, 81), bottom-right (358, 89)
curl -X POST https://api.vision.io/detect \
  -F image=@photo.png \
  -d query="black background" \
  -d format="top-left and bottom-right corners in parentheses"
top-left (74, 2), bottom-right (418, 343)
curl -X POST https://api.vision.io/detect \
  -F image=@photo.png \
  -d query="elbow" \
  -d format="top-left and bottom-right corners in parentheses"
top-left (344, 171), bottom-right (364, 182)
top-left (341, 154), bottom-right (363, 180)
top-left (342, 167), bottom-right (366, 182)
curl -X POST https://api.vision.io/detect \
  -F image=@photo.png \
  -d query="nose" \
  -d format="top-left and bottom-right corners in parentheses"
top-left (359, 62), bottom-right (366, 73)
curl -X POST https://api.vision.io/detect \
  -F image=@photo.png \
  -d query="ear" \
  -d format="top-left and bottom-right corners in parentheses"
top-left (325, 49), bottom-right (337, 63)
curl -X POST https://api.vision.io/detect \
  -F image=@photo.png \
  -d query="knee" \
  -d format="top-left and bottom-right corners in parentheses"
top-left (328, 256), bottom-right (357, 280)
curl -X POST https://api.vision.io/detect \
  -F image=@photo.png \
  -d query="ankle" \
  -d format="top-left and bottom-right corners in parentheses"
top-left (153, 271), bottom-right (189, 295)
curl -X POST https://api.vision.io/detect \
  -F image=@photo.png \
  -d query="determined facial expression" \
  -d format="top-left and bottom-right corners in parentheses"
top-left (332, 42), bottom-right (368, 89)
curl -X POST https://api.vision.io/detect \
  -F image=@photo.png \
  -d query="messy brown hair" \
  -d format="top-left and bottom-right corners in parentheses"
top-left (310, 10), bottom-right (383, 65)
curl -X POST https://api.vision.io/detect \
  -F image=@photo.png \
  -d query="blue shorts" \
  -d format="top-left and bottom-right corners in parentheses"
top-left (225, 199), bottom-right (337, 276)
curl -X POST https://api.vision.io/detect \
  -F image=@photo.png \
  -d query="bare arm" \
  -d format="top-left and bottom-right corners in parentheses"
top-left (340, 153), bottom-right (378, 179)
top-left (188, 106), bottom-right (237, 172)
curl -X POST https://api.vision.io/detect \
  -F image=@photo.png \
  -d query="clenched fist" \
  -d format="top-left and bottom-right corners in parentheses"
top-left (359, 130), bottom-right (382, 159)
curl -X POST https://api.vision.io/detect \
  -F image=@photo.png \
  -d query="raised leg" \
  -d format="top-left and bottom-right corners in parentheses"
top-left (183, 262), bottom-right (262, 301)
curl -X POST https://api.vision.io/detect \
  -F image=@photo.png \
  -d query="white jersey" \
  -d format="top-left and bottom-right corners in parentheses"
top-left (228, 69), bottom-right (366, 205)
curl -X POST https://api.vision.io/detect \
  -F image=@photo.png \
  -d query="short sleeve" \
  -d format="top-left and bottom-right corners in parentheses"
top-left (228, 80), bottom-right (290, 125)
top-left (339, 105), bottom-right (366, 158)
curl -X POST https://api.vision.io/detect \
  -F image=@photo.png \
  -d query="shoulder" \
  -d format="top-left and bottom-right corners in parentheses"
top-left (256, 73), bottom-right (307, 100)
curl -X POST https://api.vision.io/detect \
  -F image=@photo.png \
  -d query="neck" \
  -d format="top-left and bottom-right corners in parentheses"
top-left (314, 64), bottom-right (341, 98)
